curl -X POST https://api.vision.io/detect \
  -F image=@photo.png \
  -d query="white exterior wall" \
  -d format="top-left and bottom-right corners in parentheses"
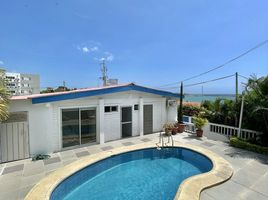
top-left (8, 91), bottom-right (177, 155)
top-left (8, 100), bottom-right (54, 154)
top-left (167, 105), bottom-right (177, 122)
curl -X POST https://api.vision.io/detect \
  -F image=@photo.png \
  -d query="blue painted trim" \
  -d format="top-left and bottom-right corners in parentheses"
top-left (31, 85), bottom-right (180, 104)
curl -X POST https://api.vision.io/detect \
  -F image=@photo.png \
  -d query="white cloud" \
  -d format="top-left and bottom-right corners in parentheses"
top-left (78, 45), bottom-right (99, 53)
top-left (91, 46), bottom-right (98, 52)
top-left (104, 52), bottom-right (114, 62)
top-left (82, 46), bottom-right (89, 53)
top-left (76, 42), bottom-right (114, 62)
top-left (0, 60), bottom-right (4, 65)
top-left (106, 54), bottom-right (114, 61)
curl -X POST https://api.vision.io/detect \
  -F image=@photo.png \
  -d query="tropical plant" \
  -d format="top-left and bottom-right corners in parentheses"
top-left (201, 98), bottom-right (238, 126)
top-left (242, 75), bottom-right (268, 145)
top-left (0, 69), bottom-right (10, 122)
top-left (192, 116), bottom-right (208, 130)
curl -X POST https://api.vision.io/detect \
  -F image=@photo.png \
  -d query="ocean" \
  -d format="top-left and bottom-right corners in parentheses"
top-left (184, 94), bottom-right (235, 103)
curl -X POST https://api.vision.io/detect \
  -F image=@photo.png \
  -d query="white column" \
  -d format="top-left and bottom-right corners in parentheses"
top-left (99, 99), bottom-right (105, 144)
top-left (139, 98), bottom-right (144, 136)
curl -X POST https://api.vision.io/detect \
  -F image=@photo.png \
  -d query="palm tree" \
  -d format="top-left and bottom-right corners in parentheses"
top-left (244, 75), bottom-right (268, 142)
top-left (0, 69), bottom-right (10, 122)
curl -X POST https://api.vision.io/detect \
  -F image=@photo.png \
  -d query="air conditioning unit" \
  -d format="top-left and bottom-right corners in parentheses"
top-left (167, 100), bottom-right (177, 107)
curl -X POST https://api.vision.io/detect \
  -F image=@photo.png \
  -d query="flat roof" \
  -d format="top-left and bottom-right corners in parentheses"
top-left (11, 83), bottom-right (180, 104)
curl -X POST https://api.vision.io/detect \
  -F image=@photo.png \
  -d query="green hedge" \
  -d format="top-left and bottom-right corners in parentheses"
top-left (230, 137), bottom-right (268, 155)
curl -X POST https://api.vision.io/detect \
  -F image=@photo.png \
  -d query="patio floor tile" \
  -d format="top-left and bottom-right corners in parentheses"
top-left (101, 146), bottom-right (114, 151)
top-left (18, 185), bottom-right (34, 200)
top-left (2, 164), bottom-right (24, 175)
top-left (62, 158), bottom-right (77, 166)
top-left (23, 166), bottom-right (44, 177)
top-left (76, 151), bottom-right (90, 158)
top-left (122, 142), bottom-right (135, 146)
top-left (201, 141), bottom-right (215, 147)
top-left (44, 162), bottom-right (62, 172)
top-left (21, 173), bottom-right (45, 188)
top-left (140, 138), bottom-right (151, 142)
top-left (43, 157), bottom-right (61, 165)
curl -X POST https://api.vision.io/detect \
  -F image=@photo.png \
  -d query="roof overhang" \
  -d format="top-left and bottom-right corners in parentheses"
top-left (11, 83), bottom-right (180, 104)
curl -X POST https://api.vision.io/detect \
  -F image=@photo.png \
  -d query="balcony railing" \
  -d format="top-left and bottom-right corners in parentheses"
top-left (183, 115), bottom-right (262, 140)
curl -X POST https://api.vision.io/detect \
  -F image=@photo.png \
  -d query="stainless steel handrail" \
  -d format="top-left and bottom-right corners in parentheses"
top-left (156, 132), bottom-right (174, 149)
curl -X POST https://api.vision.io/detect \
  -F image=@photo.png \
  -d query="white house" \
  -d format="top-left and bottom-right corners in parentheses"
top-left (0, 83), bottom-right (179, 162)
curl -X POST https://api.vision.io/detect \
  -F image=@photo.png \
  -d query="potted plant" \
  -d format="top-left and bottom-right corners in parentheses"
top-left (192, 116), bottom-right (208, 137)
top-left (176, 122), bottom-right (186, 133)
top-left (163, 122), bottom-right (175, 136)
top-left (172, 123), bottom-right (178, 135)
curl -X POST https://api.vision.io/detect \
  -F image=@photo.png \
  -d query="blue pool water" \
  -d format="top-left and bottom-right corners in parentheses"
top-left (51, 148), bottom-right (212, 200)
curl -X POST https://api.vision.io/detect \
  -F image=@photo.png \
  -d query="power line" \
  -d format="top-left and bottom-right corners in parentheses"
top-left (156, 39), bottom-right (268, 88)
top-left (184, 74), bottom-right (235, 87)
top-left (182, 39), bottom-right (268, 82)
top-left (238, 74), bottom-right (249, 80)
top-left (159, 74), bottom-right (235, 91)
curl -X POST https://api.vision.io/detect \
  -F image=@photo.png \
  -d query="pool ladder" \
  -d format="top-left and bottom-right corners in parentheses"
top-left (156, 132), bottom-right (174, 149)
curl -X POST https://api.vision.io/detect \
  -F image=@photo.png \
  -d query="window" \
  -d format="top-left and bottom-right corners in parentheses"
top-left (22, 77), bottom-right (31, 81)
top-left (134, 104), bottom-right (139, 110)
top-left (104, 106), bottom-right (118, 113)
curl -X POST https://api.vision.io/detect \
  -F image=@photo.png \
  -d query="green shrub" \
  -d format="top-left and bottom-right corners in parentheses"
top-left (32, 154), bottom-right (50, 161)
top-left (230, 137), bottom-right (268, 155)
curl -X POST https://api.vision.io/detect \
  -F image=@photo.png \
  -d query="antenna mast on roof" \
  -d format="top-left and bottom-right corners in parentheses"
top-left (100, 59), bottom-right (108, 86)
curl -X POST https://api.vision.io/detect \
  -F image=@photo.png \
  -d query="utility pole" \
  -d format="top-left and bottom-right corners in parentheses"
top-left (63, 81), bottom-right (66, 91)
top-left (178, 82), bottom-right (183, 123)
top-left (100, 59), bottom-right (108, 86)
top-left (238, 95), bottom-right (245, 138)
top-left (201, 85), bottom-right (204, 101)
top-left (235, 72), bottom-right (238, 102)
top-left (235, 72), bottom-right (239, 127)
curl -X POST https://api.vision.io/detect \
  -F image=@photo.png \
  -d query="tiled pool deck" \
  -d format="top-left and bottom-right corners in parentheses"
top-left (0, 132), bottom-right (268, 200)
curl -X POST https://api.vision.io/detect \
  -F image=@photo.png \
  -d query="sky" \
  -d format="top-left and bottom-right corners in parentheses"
top-left (0, 0), bottom-right (267, 94)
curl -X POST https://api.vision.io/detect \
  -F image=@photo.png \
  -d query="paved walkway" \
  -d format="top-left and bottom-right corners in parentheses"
top-left (0, 132), bottom-right (267, 200)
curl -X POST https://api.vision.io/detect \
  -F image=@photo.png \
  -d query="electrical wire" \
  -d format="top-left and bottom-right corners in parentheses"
top-left (238, 74), bottom-right (249, 80)
top-left (184, 74), bottom-right (235, 87)
top-left (156, 39), bottom-right (268, 88)
top-left (160, 74), bottom-right (235, 91)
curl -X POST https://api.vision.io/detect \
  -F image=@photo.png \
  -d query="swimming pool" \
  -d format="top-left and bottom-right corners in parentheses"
top-left (51, 147), bottom-right (213, 200)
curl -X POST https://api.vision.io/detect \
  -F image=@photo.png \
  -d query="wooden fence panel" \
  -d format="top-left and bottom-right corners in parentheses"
top-left (0, 121), bottom-right (29, 163)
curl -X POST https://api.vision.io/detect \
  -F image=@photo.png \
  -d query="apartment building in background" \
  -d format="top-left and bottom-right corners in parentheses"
top-left (5, 72), bottom-right (40, 96)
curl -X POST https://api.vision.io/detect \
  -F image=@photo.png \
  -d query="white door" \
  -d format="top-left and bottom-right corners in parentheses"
top-left (121, 107), bottom-right (132, 138)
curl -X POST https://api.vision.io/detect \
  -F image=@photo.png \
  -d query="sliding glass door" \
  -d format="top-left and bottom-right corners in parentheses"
top-left (62, 108), bottom-right (96, 148)
top-left (80, 109), bottom-right (96, 144)
top-left (62, 109), bottom-right (80, 148)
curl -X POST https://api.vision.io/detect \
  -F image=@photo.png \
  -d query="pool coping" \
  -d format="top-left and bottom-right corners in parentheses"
top-left (24, 141), bottom-right (233, 200)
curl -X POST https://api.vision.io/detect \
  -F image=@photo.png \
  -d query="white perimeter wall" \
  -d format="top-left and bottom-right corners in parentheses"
top-left (8, 91), bottom-right (177, 155)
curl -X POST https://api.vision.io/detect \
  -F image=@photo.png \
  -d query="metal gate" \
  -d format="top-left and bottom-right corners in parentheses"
top-left (143, 105), bottom-right (153, 135)
top-left (0, 112), bottom-right (30, 163)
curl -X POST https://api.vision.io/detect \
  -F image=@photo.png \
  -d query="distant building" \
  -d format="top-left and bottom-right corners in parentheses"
top-left (5, 72), bottom-right (40, 96)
